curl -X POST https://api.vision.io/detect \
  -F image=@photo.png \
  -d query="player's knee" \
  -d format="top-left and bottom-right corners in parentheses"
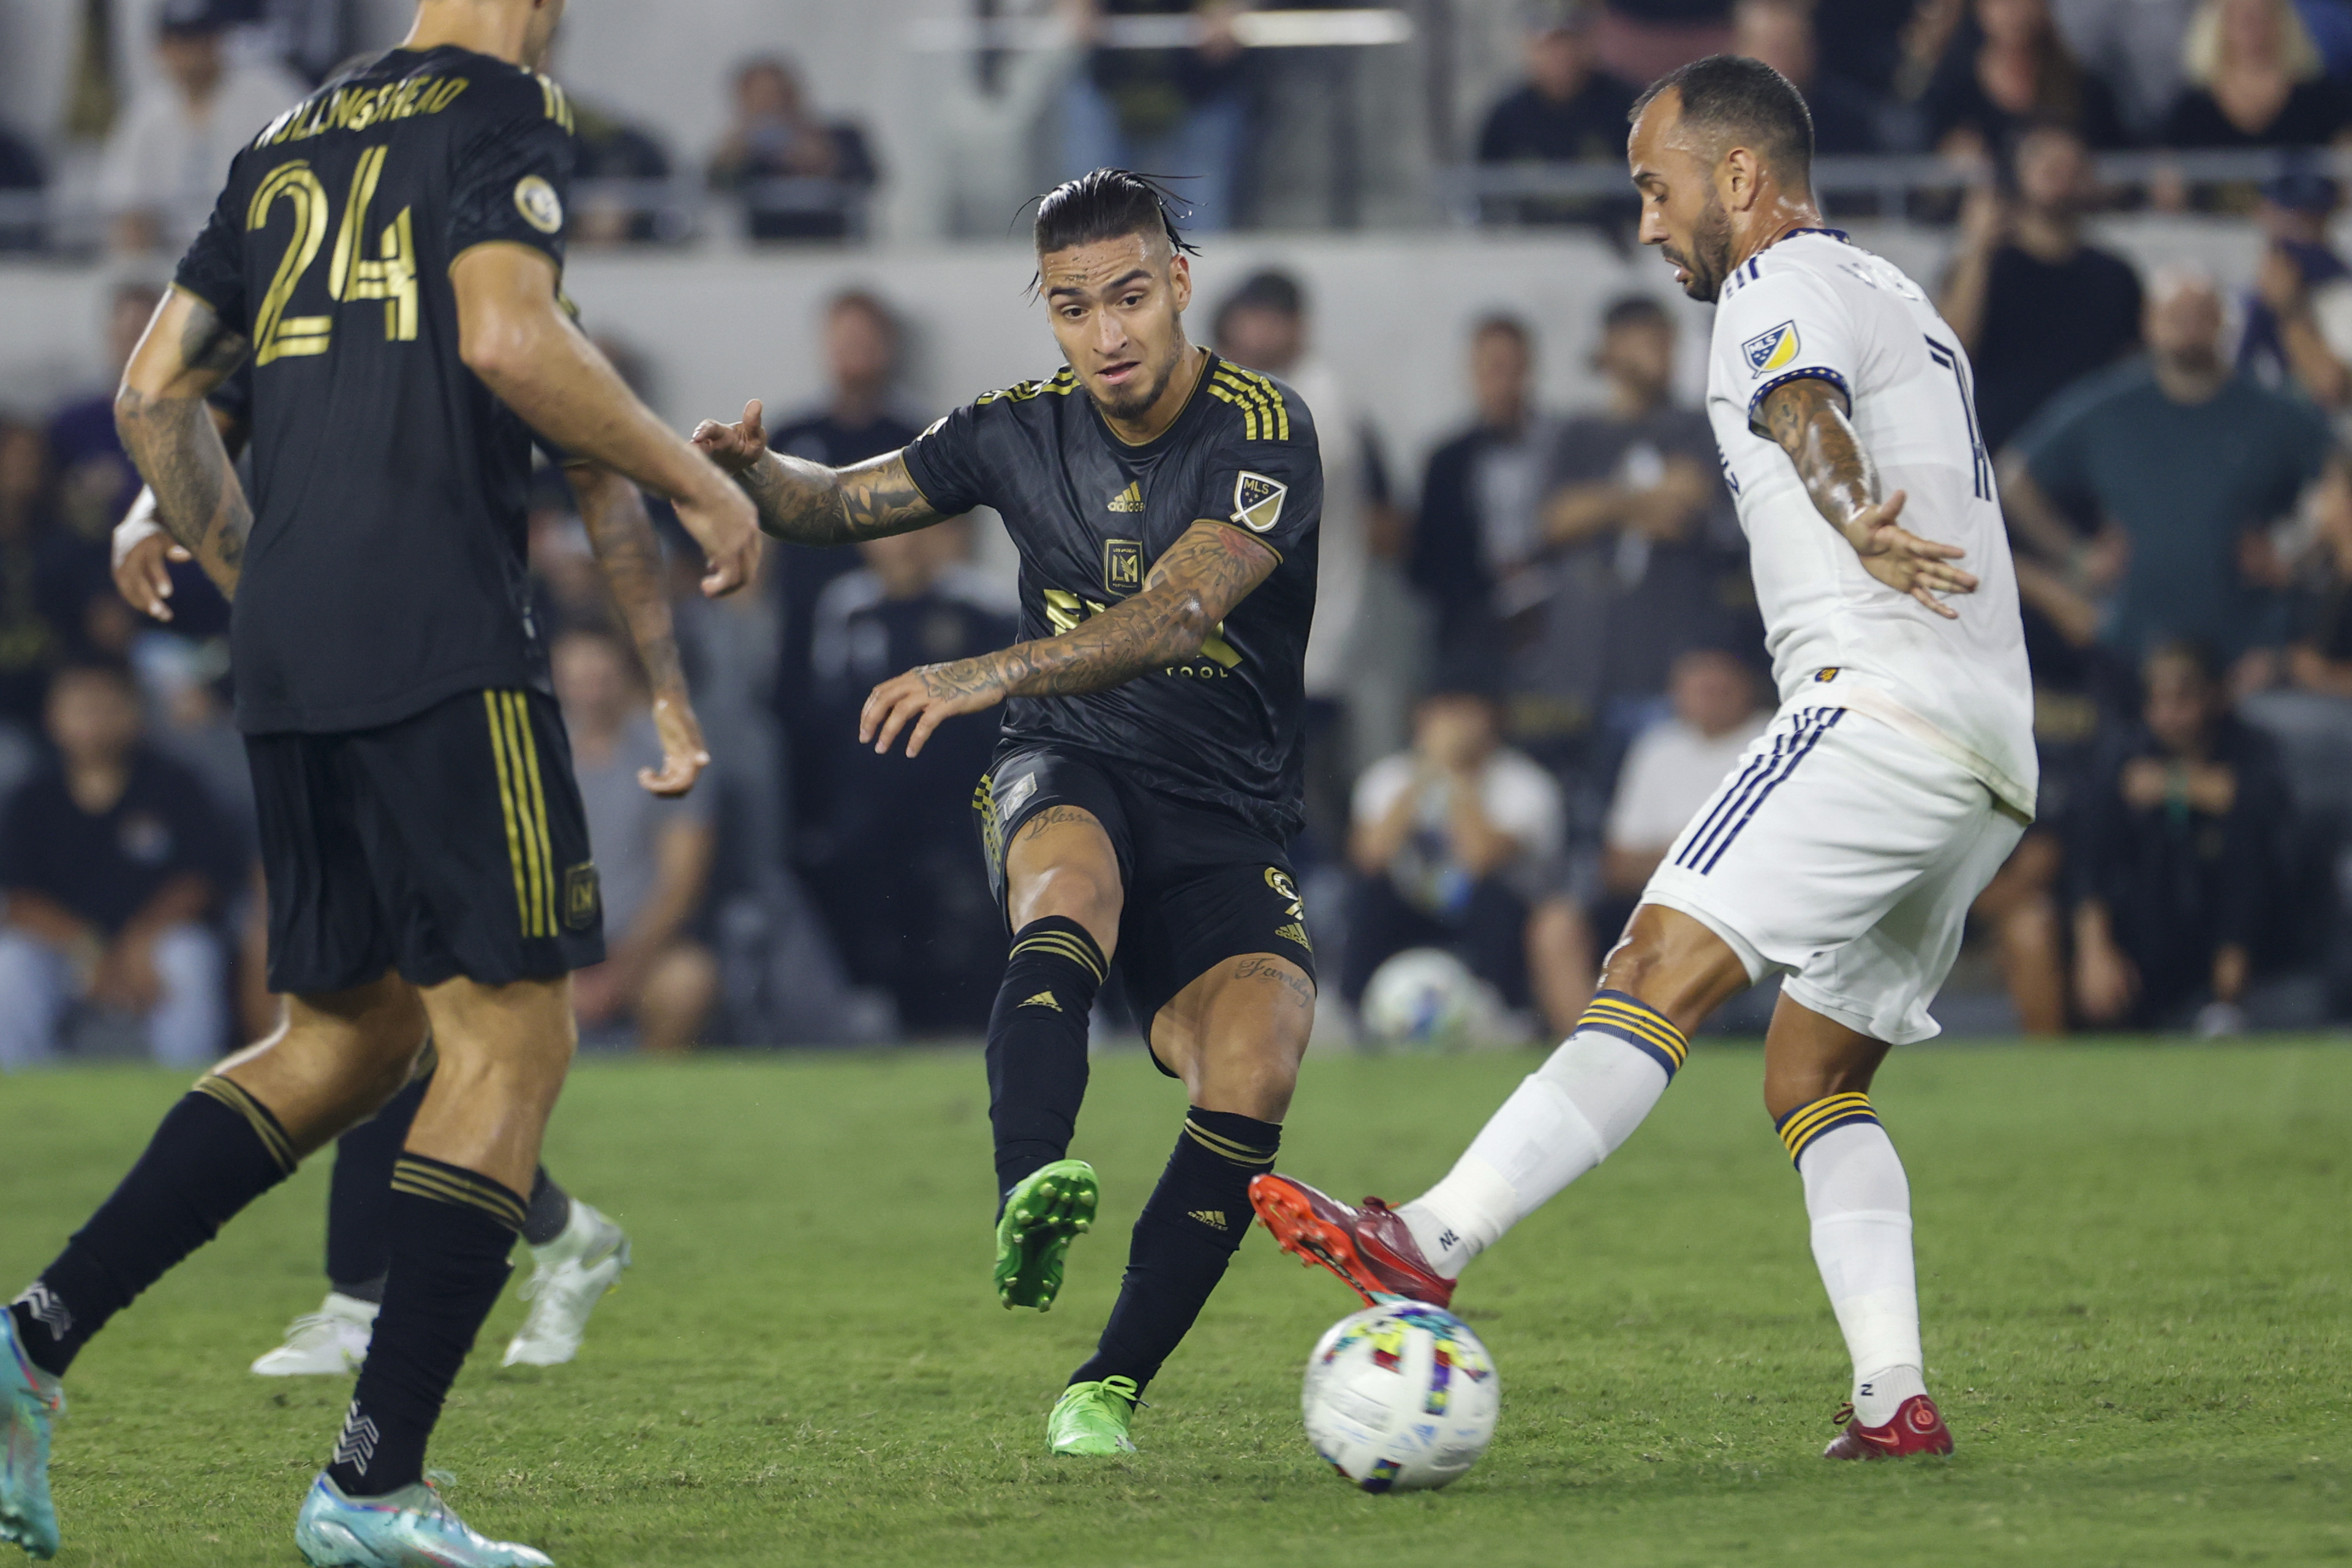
top-left (1011, 863), bottom-right (1122, 948)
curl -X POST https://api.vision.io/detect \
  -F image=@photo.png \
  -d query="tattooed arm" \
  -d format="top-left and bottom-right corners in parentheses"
top-left (691, 398), bottom-right (943, 545)
top-left (113, 287), bottom-right (253, 598)
top-left (569, 463), bottom-right (710, 798)
top-left (860, 519), bottom-right (1281, 758)
top-left (1757, 375), bottom-right (1980, 620)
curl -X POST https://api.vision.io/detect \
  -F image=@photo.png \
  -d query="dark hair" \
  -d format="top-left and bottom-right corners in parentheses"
top-left (1601, 294), bottom-right (1668, 333)
top-left (1218, 268), bottom-right (1305, 323)
top-left (1629, 53), bottom-right (1814, 187)
top-left (826, 288), bottom-right (900, 341)
top-left (2144, 638), bottom-right (2222, 686)
top-left (1032, 168), bottom-right (1200, 258)
top-left (1471, 312), bottom-right (1532, 349)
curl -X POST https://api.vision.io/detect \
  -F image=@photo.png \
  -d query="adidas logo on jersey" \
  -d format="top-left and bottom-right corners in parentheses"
top-left (1187, 1208), bottom-right (1229, 1230)
top-left (1020, 991), bottom-right (1062, 1011)
top-left (1275, 920), bottom-right (1312, 951)
top-left (1107, 481), bottom-right (1144, 513)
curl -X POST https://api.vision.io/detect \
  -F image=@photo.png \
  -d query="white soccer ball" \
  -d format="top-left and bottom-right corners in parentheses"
top-left (1302, 1300), bottom-right (1501, 1492)
top-left (1359, 947), bottom-right (1481, 1046)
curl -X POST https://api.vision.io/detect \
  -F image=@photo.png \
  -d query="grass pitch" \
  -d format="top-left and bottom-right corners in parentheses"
top-left (3, 1041), bottom-right (2346, 1568)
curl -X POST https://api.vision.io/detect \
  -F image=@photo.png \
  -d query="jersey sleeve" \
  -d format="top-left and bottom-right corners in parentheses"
top-left (1715, 265), bottom-right (1860, 436)
top-left (1193, 372), bottom-right (1321, 558)
top-left (446, 71), bottom-right (578, 267)
top-left (898, 402), bottom-right (992, 518)
top-left (173, 168), bottom-right (251, 329)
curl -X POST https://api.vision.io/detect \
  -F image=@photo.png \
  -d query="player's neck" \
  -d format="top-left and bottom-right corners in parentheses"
top-left (1727, 187), bottom-right (1825, 276)
top-left (1101, 342), bottom-right (1208, 447)
top-left (402, 1), bottom-right (535, 67)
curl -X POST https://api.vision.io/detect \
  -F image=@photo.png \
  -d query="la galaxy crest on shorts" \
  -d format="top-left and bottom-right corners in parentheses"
top-left (1742, 320), bottom-right (1800, 376)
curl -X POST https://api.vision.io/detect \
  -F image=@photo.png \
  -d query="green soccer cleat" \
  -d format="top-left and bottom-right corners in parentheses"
top-left (1, 1307), bottom-right (62, 1561)
top-left (993, 1159), bottom-right (1098, 1311)
top-left (1047, 1376), bottom-right (1140, 1457)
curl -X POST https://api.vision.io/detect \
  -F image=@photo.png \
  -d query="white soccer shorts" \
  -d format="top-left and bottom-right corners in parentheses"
top-left (1640, 704), bottom-right (2026, 1046)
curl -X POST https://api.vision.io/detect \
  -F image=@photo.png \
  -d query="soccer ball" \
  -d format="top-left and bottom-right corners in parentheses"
top-left (1359, 947), bottom-right (1481, 1046)
top-left (1302, 1300), bottom-right (1501, 1492)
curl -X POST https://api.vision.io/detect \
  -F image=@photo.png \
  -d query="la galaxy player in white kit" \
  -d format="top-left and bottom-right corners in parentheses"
top-left (1250, 55), bottom-right (2034, 1459)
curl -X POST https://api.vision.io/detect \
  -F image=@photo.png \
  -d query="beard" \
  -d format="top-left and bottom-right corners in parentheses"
top-left (1665, 190), bottom-right (1735, 303)
top-left (1093, 339), bottom-right (1182, 421)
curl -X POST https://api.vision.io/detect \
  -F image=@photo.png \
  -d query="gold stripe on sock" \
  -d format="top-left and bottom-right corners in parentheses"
top-left (1183, 1119), bottom-right (1277, 1168)
top-left (1777, 1092), bottom-right (1877, 1162)
top-left (194, 1075), bottom-right (296, 1174)
top-left (1583, 996), bottom-right (1690, 1068)
top-left (390, 1157), bottom-right (527, 1231)
top-left (1010, 930), bottom-right (1106, 982)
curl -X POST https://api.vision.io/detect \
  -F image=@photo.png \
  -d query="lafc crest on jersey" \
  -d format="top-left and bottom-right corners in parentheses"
top-left (1232, 471), bottom-right (1287, 533)
top-left (1743, 320), bottom-right (1801, 377)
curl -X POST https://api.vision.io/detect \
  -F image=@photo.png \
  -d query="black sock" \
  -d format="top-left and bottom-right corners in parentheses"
top-left (325, 1075), bottom-right (429, 1298)
top-left (519, 1168), bottom-right (571, 1248)
top-left (326, 1155), bottom-right (523, 1497)
top-left (9, 1079), bottom-right (295, 1378)
top-left (1069, 1107), bottom-right (1280, 1395)
top-left (987, 916), bottom-right (1107, 1197)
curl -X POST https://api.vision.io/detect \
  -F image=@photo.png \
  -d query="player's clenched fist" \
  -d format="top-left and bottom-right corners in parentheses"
top-left (691, 398), bottom-right (770, 476)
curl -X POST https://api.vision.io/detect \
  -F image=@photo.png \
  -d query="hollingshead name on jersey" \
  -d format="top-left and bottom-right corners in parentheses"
top-left (1232, 472), bottom-right (1287, 533)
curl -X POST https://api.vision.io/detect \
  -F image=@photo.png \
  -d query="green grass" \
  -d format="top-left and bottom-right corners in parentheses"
top-left (4, 1041), bottom-right (2347, 1568)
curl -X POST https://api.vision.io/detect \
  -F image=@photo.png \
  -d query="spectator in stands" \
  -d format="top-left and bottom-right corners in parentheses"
top-left (1730, 0), bottom-right (1887, 154)
top-left (2238, 172), bottom-right (2352, 405)
top-left (1063, 0), bottom-right (1250, 232)
top-left (1924, 0), bottom-right (2127, 156)
top-left (1409, 315), bottom-right (1561, 667)
top-left (1596, 647), bottom-right (1770, 909)
top-left (2053, 0), bottom-right (2201, 137)
top-left (707, 55), bottom-right (878, 241)
top-left (765, 292), bottom-right (926, 850)
top-left (1939, 123), bottom-right (2143, 453)
top-left (571, 97), bottom-right (675, 247)
top-left (1480, 2), bottom-right (1638, 166)
top-left (804, 518), bottom-right (1013, 1032)
top-left (2072, 641), bottom-right (2293, 1031)
top-left (45, 282), bottom-right (167, 662)
top-left (0, 118), bottom-right (42, 252)
top-left (2287, 447), bottom-right (2352, 693)
top-left (96, 0), bottom-right (304, 257)
top-left (1216, 270), bottom-right (1404, 839)
top-left (552, 629), bottom-right (720, 1054)
top-left (2160, 0), bottom-right (2352, 148)
top-left (1526, 295), bottom-right (1745, 739)
top-left (2003, 267), bottom-right (2331, 671)
top-left (0, 661), bottom-right (236, 1069)
top-left (1346, 671), bottom-right (1567, 1025)
top-left (1594, 1), bottom-right (1733, 85)
top-left (0, 423), bottom-right (67, 765)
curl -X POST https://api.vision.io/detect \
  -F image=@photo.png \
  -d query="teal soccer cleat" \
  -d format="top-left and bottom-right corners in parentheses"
top-left (0, 1306), bottom-right (62, 1560)
top-left (295, 1473), bottom-right (552, 1567)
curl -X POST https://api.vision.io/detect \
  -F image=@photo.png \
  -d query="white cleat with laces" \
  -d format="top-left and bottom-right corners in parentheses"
top-left (502, 1200), bottom-right (629, 1367)
top-left (252, 1293), bottom-right (379, 1377)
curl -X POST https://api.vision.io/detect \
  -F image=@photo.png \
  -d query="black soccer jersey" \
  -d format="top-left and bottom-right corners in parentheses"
top-left (173, 46), bottom-right (579, 735)
top-left (900, 353), bottom-right (1321, 838)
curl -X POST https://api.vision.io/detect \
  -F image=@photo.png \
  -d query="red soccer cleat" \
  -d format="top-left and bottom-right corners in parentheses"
top-left (1822, 1393), bottom-right (1954, 1459)
top-left (1248, 1173), bottom-right (1454, 1309)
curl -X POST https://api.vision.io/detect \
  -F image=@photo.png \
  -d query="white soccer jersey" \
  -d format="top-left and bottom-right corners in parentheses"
top-left (1705, 230), bottom-right (2037, 817)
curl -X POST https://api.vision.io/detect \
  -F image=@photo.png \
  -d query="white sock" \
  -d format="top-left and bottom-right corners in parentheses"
top-left (1790, 1107), bottom-right (1927, 1427)
top-left (1398, 992), bottom-right (1683, 1278)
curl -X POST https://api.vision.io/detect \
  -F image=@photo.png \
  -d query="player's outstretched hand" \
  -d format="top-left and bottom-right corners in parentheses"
top-left (640, 692), bottom-right (710, 797)
top-left (1843, 490), bottom-right (1978, 619)
top-left (690, 399), bottom-right (770, 477)
top-left (861, 660), bottom-right (1008, 760)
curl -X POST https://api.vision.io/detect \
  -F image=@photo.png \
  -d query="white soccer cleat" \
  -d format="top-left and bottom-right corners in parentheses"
top-left (502, 1200), bottom-right (629, 1367)
top-left (251, 1293), bottom-right (378, 1377)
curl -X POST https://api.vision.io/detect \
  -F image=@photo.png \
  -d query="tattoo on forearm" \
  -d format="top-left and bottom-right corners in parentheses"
top-left (924, 521), bottom-right (1277, 702)
top-left (741, 451), bottom-right (938, 545)
top-left (576, 470), bottom-right (686, 696)
top-left (115, 300), bottom-right (253, 598)
top-left (1235, 954), bottom-right (1314, 1009)
top-left (1762, 377), bottom-right (1877, 535)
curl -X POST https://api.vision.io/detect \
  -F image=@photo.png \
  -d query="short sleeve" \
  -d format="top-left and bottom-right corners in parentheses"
top-left (173, 172), bottom-right (251, 328)
top-left (447, 73), bottom-right (577, 268)
top-left (898, 402), bottom-right (992, 518)
top-left (1487, 755), bottom-right (1563, 861)
top-left (1193, 371), bottom-right (1322, 557)
top-left (1715, 265), bottom-right (1860, 437)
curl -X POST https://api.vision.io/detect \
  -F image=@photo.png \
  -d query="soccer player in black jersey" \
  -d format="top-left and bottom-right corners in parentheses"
top-left (0, 1), bottom-right (758, 1562)
top-left (693, 169), bottom-right (1322, 1457)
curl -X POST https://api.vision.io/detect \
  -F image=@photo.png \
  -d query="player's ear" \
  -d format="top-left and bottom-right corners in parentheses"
top-left (1722, 145), bottom-right (1763, 213)
top-left (1168, 252), bottom-right (1193, 315)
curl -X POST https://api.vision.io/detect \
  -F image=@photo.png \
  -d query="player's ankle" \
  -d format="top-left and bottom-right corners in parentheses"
top-left (1850, 1363), bottom-right (1928, 1427)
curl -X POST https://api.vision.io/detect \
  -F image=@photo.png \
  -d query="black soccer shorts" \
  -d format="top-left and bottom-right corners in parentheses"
top-left (975, 744), bottom-right (1317, 1069)
top-left (245, 686), bottom-right (604, 995)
